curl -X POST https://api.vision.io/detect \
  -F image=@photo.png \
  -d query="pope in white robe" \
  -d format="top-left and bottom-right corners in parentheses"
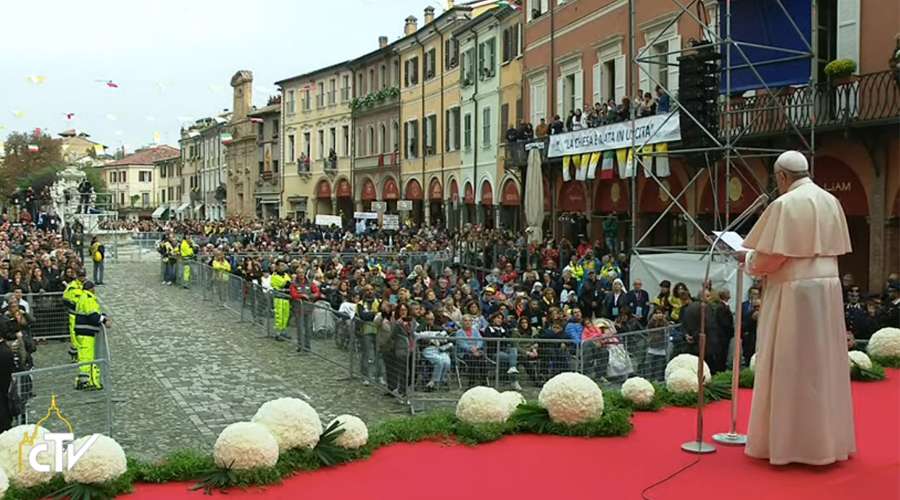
top-left (740, 151), bottom-right (855, 465)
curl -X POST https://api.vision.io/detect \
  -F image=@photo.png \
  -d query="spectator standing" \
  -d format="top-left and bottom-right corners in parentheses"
top-left (625, 279), bottom-right (650, 324)
top-left (550, 115), bottom-right (565, 135)
top-left (656, 85), bottom-right (670, 114)
top-left (89, 237), bottom-right (105, 285)
top-left (535, 118), bottom-right (549, 137)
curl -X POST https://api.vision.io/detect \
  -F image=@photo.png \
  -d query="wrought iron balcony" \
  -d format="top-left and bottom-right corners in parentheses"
top-left (502, 137), bottom-right (549, 169)
top-left (722, 70), bottom-right (900, 138)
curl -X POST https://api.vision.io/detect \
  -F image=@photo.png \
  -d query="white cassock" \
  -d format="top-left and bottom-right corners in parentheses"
top-left (743, 176), bottom-right (855, 465)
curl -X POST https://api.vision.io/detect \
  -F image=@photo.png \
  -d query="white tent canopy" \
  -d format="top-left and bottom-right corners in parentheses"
top-left (630, 252), bottom-right (753, 311)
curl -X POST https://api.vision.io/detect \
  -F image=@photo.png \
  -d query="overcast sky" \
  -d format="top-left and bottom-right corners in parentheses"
top-left (1, 0), bottom-right (444, 153)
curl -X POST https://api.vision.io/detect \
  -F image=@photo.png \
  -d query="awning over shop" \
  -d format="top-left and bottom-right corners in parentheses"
top-left (151, 206), bottom-right (168, 219)
top-left (175, 202), bottom-right (190, 213)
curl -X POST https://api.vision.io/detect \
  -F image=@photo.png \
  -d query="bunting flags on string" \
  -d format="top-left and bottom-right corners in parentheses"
top-left (655, 143), bottom-right (671, 177)
top-left (562, 155), bottom-right (572, 182)
top-left (573, 154), bottom-right (586, 181)
top-left (600, 151), bottom-right (615, 180)
top-left (587, 152), bottom-right (601, 179)
top-left (616, 148), bottom-right (635, 178)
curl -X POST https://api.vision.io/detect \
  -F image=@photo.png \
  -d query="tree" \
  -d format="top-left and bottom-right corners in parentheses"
top-left (0, 131), bottom-right (63, 199)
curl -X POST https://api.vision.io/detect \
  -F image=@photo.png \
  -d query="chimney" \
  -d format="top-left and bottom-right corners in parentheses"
top-left (378, 36), bottom-right (389, 48)
top-left (424, 6), bottom-right (435, 24)
top-left (404, 15), bottom-right (418, 35)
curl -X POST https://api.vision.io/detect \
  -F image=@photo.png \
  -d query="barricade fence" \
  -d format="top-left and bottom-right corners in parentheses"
top-left (23, 292), bottom-right (69, 340)
top-left (158, 258), bottom-right (682, 413)
top-left (12, 325), bottom-right (113, 437)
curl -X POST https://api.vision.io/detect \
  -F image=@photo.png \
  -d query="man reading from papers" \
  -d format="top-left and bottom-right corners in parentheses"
top-left (737, 150), bottom-right (855, 465)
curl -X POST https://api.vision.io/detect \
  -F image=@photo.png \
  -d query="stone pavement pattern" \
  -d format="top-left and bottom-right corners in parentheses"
top-left (37, 262), bottom-right (404, 461)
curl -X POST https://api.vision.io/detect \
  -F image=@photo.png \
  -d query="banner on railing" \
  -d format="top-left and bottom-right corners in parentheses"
top-left (547, 114), bottom-right (681, 158)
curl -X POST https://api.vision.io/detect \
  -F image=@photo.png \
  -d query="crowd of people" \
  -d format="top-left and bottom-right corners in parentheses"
top-left (137, 216), bottom-right (896, 398)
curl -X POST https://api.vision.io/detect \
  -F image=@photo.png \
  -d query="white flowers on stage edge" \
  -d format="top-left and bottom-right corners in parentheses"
top-left (252, 397), bottom-right (323, 451)
top-left (327, 415), bottom-right (368, 450)
top-left (538, 372), bottom-right (605, 425)
top-left (666, 368), bottom-right (699, 394)
top-left (63, 435), bottom-right (127, 485)
top-left (664, 354), bottom-right (711, 384)
top-left (456, 386), bottom-right (509, 424)
top-left (848, 350), bottom-right (873, 370)
top-left (213, 422), bottom-right (279, 470)
top-left (499, 391), bottom-right (526, 417)
top-left (0, 465), bottom-right (8, 498)
top-left (867, 327), bottom-right (900, 359)
top-left (621, 377), bottom-right (656, 406)
top-left (0, 425), bottom-right (54, 487)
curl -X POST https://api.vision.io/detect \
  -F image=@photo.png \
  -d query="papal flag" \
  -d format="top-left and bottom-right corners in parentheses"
top-left (655, 143), bottom-right (671, 177)
top-left (616, 148), bottom-right (635, 178)
top-left (640, 145), bottom-right (654, 176)
top-left (562, 155), bottom-right (572, 182)
top-left (587, 152), bottom-right (601, 179)
top-left (600, 151), bottom-right (615, 180)
top-left (575, 154), bottom-right (590, 181)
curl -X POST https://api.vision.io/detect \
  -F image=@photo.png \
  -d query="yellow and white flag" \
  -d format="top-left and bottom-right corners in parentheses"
top-left (562, 155), bottom-right (572, 182)
top-left (655, 143), bottom-right (671, 177)
top-left (616, 148), bottom-right (635, 178)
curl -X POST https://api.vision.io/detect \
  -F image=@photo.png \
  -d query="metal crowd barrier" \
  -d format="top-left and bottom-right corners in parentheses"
top-left (23, 292), bottom-right (70, 340)
top-left (11, 325), bottom-right (113, 437)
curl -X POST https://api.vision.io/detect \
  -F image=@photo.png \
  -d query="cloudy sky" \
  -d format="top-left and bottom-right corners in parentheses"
top-left (1, 0), bottom-right (445, 152)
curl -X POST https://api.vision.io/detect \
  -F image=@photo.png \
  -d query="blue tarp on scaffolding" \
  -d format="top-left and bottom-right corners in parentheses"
top-left (718, 0), bottom-right (813, 94)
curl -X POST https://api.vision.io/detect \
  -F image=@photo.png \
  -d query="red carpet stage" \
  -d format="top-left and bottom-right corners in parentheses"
top-left (125, 372), bottom-right (899, 500)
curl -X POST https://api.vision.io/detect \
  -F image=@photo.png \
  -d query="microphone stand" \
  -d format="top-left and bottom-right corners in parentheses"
top-left (682, 194), bottom-right (768, 455)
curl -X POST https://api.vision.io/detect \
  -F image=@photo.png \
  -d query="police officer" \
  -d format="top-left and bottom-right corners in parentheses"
top-left (270, 261), bottom-right (292, 340)
top-left (74, 281), bottom-right (108, 390)
top-left (62, 269), bottom-right (85, 363)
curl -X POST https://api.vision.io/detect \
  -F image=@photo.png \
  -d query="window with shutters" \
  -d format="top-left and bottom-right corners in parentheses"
top-left (381, 65), bottom-right (388, 88)
top-left (502, 28), bottom-right (511, 63)
top-left (816, 0), bottom-right (838, 81)
top-left (380, 123), bottom-right (387, 153)
top-left (424, 115), bottom-right (437, 155)
top-left (462, 48), bottom-right (476, 87)
top-left (445, 38), bottom-right (459, 69)
top-left (528, 0), bottom-right (549, 22)
top-left (500, 103), bottom-right (510, 141)
top-left (368, 126), bottom-right (375, 156)
top-left (425, 48), bottom-right (437, 80)
top-left (482, 107), bottom-right (492, 147)
top-left (464, 113), bottom-right (472, 150)
top-left (341, 75), bottom-right (350, 101)
top-left (318, 130), bottom-right (324, 159)
top-left (405, 57), bottom-right (419, 87)
top-left (406, 120), bottom-right (419, 158)
top-left (479, 38), bottom-right (496, 79)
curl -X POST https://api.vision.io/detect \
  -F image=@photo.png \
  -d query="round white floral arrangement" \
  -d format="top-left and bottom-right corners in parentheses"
top-left (538, 372), bottom-right (605, 425)
top-left (621, 377), bottom-right (656, 406)
top-left (252, 397), bottom-right (322, 451)
top-left (666, 368), bottom-right (699, 394)
top-left (63, 434), bottom-right (127, 484)
top-left (664, 354), bottom-right (711, 385)
top-left (213, 422), bottom-right (279, 470)
top-left (848, 350), bottom-right (872, 370)
top-left (499, 391), bottom-right (525, 418)
top-left (749, 353), bottom-right (757, 371)
top-left (867, 327), bottom-right (900, 359)
top-left (456, 386), bottom-right (508, 424)
top-left (0, 465), bottom-right (8, 498)
top-left (327, 415), bottom-right (368, 449)
top-left (0, 425), bottom-right (55, 487)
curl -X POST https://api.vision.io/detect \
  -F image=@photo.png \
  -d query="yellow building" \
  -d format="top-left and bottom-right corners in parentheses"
top-left (277, 62), bottom-right (354, 222)
top-left (496, 7), bottom-right (524, 229)
top-left (395, 5), bottom-right (480, 228)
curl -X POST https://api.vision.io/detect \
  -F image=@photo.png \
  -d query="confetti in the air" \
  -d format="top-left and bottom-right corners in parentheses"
top-left (26, 75), bottom-right (47, 85)
top-left (96, 79), bottom-right (119, 88)
top-left (65, 112), bottom-right (75, 120)
top-left (153, 131), bottom-right (162, 144)
top-left (11, 110), bottom-right (26, 119)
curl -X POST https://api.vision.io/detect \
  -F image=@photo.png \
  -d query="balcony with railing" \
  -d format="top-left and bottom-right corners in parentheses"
top-left (354, 151), bottom-right (400, 170)
top-left (256, 170), bottom-right (281, 194)
top-left (722, 70), bottom-right (900, 138)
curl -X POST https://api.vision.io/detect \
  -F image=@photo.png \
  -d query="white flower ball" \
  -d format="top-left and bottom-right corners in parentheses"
top-left (621, 377), bottom-right (656, 406)
top-left (499, 391), bottom-right (525, 419)
top-left (848, 350), bottom-right (873, 370)
top-left (63, 434), bottom-right (127, 484)
top-left (0, 465), bottom-right (8, 498)
top-left (252, 397), bottom-right (322, 451)
top-left (666, 368), bottom-right (699, 394)
top-left (867, 327), bottom-right (900, 358)
top-left (538, 372), bottom-right (605, 425)
top-left (328, 415), bottom-right (368, 450)
top-left (749, 353), bottom-right (757, 371)
top-left (456, 386), bottom-right (507, 424)
top-left (213, 422), bottom-right (279, 470)
top-left (665, 354), bottom-right (711, 385)
top-left (0, 425), bottom-right (55, 487)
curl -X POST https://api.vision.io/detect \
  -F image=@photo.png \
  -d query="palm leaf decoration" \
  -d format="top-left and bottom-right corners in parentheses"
top-left (851, 360), bottom-right (886, 381)
top-left (50, 482), bottom-right (121, 500)
top-left (191, 461), bottom-right (238, 495)
top-left (508, 402), bottom-right (552, 433)
top-left (314, 420), bottom-right (353, 467)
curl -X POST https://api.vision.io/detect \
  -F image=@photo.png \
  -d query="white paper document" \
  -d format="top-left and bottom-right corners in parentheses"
top-left (712, 231), bottom-right (748, 253)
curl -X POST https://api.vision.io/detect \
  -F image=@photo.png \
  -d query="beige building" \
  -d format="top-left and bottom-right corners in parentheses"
top-left (277, 62), bottom-right (354, 222)
top-left (225, 71), bottom-right (283, 218)
top-left (58, 129), bottom-right (106, 164)
top-left (155, 154), bottom-right (182, 219)
top-left (102, 145), bottom-right (179, 218)
top-left (178, 112), bottom-right (231, 220)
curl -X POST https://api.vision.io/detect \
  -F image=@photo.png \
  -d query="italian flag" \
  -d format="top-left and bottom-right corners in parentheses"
top-left (27, 144), bottom-right (39, 153)
top-left (250, 117), bottom-right (264, 124)
top-left (220, 133), bottom-right (233, 145)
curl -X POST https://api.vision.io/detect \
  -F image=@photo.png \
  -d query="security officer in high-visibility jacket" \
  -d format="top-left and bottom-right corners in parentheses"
top-left (74, 281), bottom-right (109, 390)
top-left (179, 235), bottom-right (195, 289)
top-left (270, 261), bottom-right (292, 339)
top-left (62, 269), bottom-right (85, 363)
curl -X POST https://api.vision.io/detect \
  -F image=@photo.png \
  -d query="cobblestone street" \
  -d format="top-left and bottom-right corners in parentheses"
top-left (47, 261), bottom-right (405, 461)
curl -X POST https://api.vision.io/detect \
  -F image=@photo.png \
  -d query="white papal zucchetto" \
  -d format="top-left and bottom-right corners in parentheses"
top-left (775, 150), bottom-right (809, 173)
